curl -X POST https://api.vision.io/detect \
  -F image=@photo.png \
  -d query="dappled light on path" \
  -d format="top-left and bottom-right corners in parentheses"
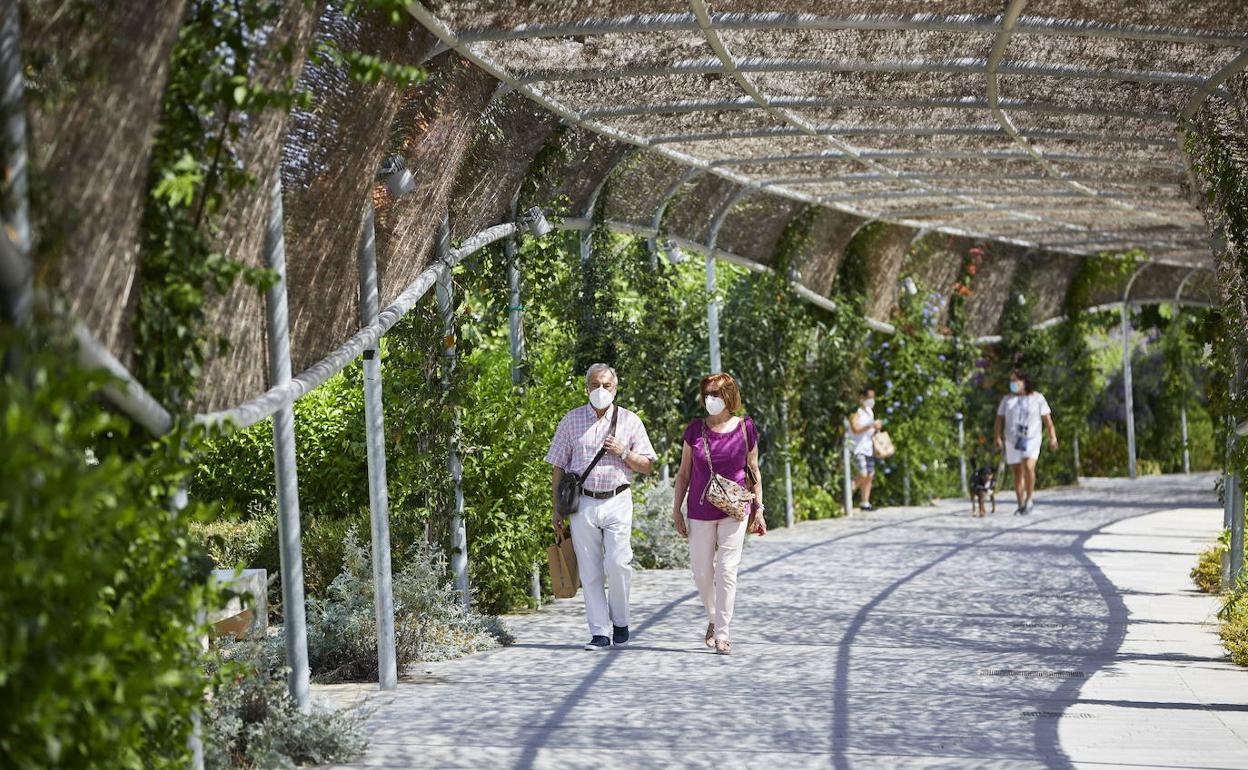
top-left (317, 475), bottom-right (1246, 769)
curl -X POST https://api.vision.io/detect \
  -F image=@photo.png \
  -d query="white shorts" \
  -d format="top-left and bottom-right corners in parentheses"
top-left (1005, 436), bottom-right (1042, 465)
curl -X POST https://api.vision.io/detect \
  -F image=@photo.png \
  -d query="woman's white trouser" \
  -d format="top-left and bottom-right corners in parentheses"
top-left (688, 516), bottom-right (747, 642)
top-left (569, 491), bottom-right (634, 637)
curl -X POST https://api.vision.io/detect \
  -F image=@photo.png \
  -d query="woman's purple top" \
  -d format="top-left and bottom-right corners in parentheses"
top-left (683, 416), bottom-right (758, 521)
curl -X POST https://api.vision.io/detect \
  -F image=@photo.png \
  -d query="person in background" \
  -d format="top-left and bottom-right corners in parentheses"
top-left (994, 370), bottom-right (1058, 515)
top-left (850, 387), bottom-right (883, 512)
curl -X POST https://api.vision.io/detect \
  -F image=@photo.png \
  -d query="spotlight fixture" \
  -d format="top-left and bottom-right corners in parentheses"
top-left (377, 155), bottom-right (415, 198)
top-left (902, 276), bottom-right (918, 296)
top-left (660, 239), bottom-right (686, 264)
top-left (518, 206), bottom-right (552, 238)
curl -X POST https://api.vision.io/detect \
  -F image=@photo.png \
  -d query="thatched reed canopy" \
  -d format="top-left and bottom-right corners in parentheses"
top-left (23, 1), bottom-right (1245, 411)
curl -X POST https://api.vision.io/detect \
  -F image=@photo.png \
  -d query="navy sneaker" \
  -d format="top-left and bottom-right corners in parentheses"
top-left (859, 503), bottom-right (875, 512)
top-left (612, 625), bottom-right (630, 648)
top-left (583, 635), bottom-right (611, 651)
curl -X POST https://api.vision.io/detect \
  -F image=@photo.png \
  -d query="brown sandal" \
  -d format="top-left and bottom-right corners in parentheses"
top-left (704, 623), bottom-right (715, 648)
top-left (715, 638), bottom-right (732, 655)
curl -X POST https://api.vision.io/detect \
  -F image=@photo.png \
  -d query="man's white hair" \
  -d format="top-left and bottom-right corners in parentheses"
top-left (585, 363), bottom-right (618, 388)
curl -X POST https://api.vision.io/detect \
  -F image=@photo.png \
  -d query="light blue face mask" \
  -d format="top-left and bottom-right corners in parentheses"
top-left (1009, 380), bottom-right (1021, 394)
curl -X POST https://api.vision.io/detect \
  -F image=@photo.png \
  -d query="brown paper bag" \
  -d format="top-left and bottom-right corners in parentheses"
top-left (547, 534), bottom-right (579, 599)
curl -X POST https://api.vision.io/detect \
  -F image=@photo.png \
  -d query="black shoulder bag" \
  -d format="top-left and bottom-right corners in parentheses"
top-left (555, 405), bottom-right (619, 517)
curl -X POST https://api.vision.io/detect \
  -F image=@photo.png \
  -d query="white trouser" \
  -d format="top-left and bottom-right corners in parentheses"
top-left (568, 490), bottom-right (634, 637)
top-left (688, 516), bottom-right (747, 641)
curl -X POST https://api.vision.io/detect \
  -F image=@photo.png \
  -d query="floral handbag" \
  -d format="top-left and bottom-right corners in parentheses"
top-left (699, 418), bottom-right (758, 521)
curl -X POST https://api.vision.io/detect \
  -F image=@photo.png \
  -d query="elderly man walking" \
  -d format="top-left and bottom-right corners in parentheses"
top-left (546, 363), bottom-right (656, 650)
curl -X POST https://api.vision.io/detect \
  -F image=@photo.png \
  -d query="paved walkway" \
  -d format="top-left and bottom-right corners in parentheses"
top-left (318, 474), bottom-right (1248, 769)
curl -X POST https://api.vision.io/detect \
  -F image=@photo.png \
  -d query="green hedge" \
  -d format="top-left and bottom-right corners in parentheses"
top-left (1, 347), bottom-right (214, 768)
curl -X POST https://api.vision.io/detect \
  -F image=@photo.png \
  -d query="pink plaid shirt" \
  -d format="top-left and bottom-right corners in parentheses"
top-left (545, 404), bottom-right (656, 492)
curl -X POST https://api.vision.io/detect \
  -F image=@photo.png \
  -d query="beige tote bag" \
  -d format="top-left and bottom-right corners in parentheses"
top-left (547, 532), bottom-right (579, 599)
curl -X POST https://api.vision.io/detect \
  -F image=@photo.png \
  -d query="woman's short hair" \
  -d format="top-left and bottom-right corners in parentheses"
top-left (860, 386), bottom-right (874, 398)
top-left (585, 363), bottom-right (617, 389)
top-left (699, 372), bottom-right (743, 413)
top-left (1011, 370), bottom-right (1034, 394)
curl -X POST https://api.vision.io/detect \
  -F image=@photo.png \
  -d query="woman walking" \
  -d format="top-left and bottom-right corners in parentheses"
top-left (671, 373), bottom-right (765, 654)
top-left (994, 370), bottom-right (1058, 515)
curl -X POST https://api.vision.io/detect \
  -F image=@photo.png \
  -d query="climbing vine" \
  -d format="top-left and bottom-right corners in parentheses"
top-left (1184, 122), bottom-right (1248, 477)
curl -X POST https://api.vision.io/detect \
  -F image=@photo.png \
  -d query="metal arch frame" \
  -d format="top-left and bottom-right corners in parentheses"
top-left (1181, 47), bottom-right (1248, 121)
top-left (987, 1), bottom-right (1168, 226)
top-left (678, 0), bottom-right (1135, 270)
top-left (423, 3), bottom-right (1238, 258)
top-left (708, 149), bottom-right (1177, 167)
top-left (582, 95), bottom-right (1173, 123)
top-left (766, 172), bottom-right (1181, 187)
top-left (647, 165), bottom-right (705, 263)
top-left (1173, 267), bottom-right (1199, 474)
top-left (456, 12), bottom-right (1248, 48)
top-left (702, 184), bottom-right (754, 375)
top-left (404, 4), bottom-right (917, 239)
top-left (820, 189), bottom-right (1132, 202)
top-left (647, 125), bottom-right (1174, 148)
top-left (516, 58), bottom-right (1223, 92)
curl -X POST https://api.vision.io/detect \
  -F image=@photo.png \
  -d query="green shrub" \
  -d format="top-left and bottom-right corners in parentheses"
top-left (306, 530), bottom-right (509, 683)
top-left (458, 339), bottom-right (583, 613)
top-left (632, 481), bottom-right (689, 570)
top-left (1219, 584), bottom-right (1248, 667)
top-left (190, 369), bottom-right (369, 520)
top-left (1192, 544), bottom-right (1226, 594)
top-left (1081, 425), bottom-right (1128, 477)
top-left (203, 639), bottom-right (367, 769)
top-left (1, 349), bottom-right (214, 768)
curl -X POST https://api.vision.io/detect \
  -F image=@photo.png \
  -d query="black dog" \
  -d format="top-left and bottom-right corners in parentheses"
top-left (970, 465), bottom-right (996, 517)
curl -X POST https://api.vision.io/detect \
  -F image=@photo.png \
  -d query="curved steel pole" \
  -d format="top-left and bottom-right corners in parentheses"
top-left (843, 417), bottom-right (854, 514)
top-left (437, 213), bottom-right (469, 606)
top-left (1, 6), bottom-right (32, 369)
top-left (263, 174), bottom-right (310, 709)
top-left (648, 166), bottom-right (705, 268)
top-left (503, 188), bottom-right (542, 608)
top-left (705, 187), bottom-right (751, 374)
top-left (1174, 268), bottom-right (1196, 474)
top-left (357, 201), bottom-right (397, 690)
top-left (1121, 261), bottom-right (1150, 480)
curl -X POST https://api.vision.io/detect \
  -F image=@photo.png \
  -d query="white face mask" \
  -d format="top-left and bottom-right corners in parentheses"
top-left (589, 385), bottom-right (615, 410)
top-left (863, 398), bottom-right (875, 410)
top-left (704, 396), bottom-right (726, 416)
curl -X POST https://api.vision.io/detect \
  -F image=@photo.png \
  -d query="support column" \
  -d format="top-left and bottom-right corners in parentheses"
top-left (781, 395), bottom-right (794, 528)
top-left (1073, 433), bottom-right (1082, 481)
top-left (956, 412), bottom-right (968, 496)
top-left (1, 7), bottom-right (32, 370)
top-left (507, 198), bottom-right (526, 388)
top-left (1231, 470), bottom-right (1245, 586)
top-left (506, 196), bottom-right (540, 609)
top-left (437, 214), bottom-right (469, 606)
top-left (704, 189), bottom-right (748, 374)
top-left (903, 462), bottom-right (912, 507)
top-left (706, 254), bottom-right (721, 373)
top-left (357, 202), bottom-right (397, 690)
top-left (1121, 264), bottom-right (1149, 480)
top-left (1180, 403), bottom-right (1191, 474)
top-left (842, 418), bottom-right (854, 515)
top-left (1121, 301), bottom-right (1138, 480)
top-left (263, 175), bottom-right (310, 710)
top-left (1225, 464), bottom-right (1235, 589)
